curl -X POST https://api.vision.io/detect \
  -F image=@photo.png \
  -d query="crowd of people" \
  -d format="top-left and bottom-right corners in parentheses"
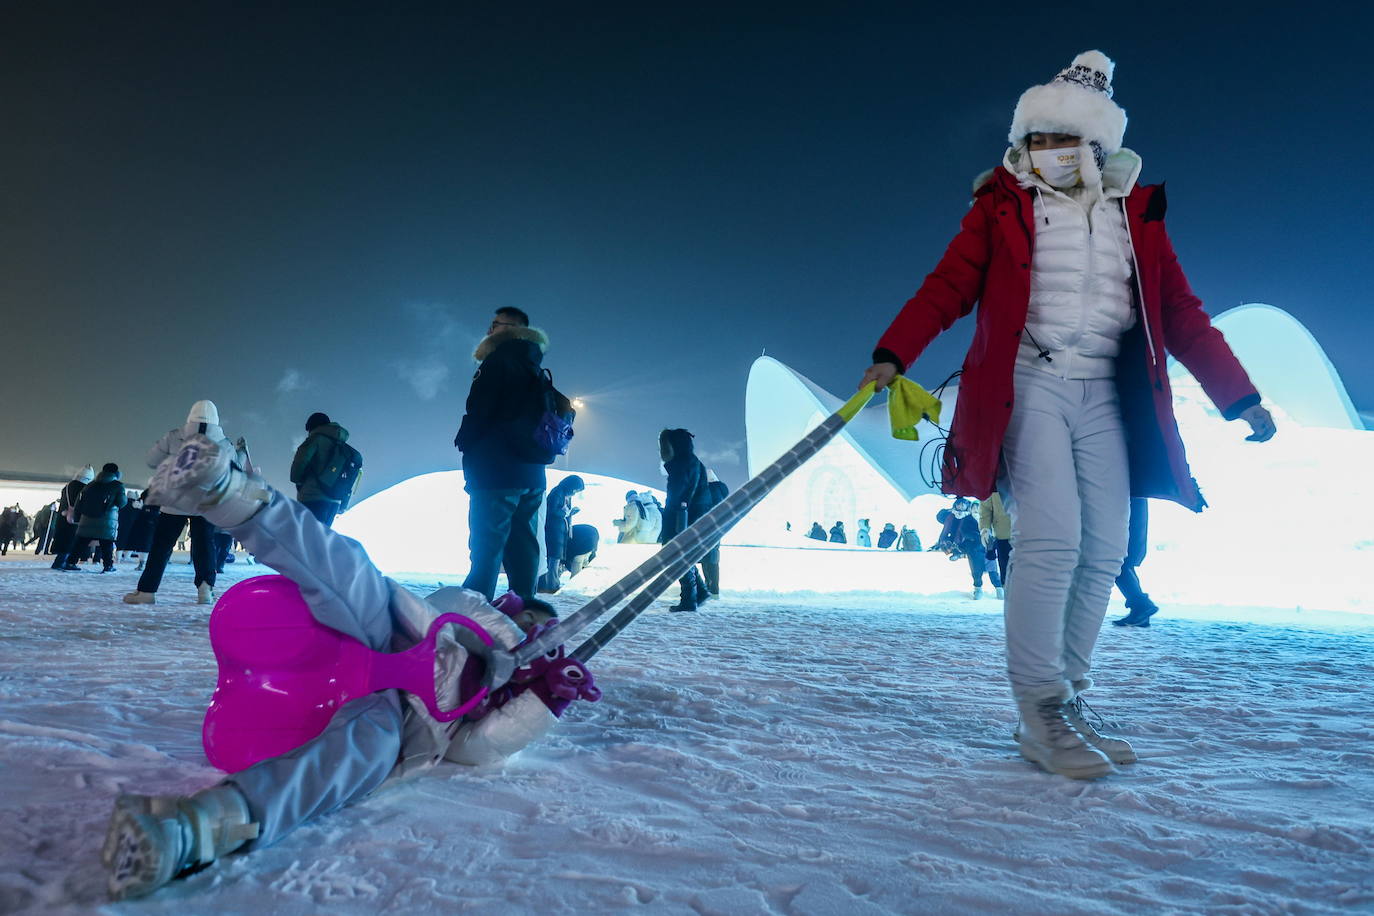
top-left (24, 401), bottom-right (362, 606)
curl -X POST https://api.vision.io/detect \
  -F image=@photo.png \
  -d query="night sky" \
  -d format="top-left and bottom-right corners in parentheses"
top-left (4, 4), bottom-right (1370, 499)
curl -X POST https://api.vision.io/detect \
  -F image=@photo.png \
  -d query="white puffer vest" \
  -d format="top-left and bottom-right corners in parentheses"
top-left (1007, 147), bottom-right (1144, 379)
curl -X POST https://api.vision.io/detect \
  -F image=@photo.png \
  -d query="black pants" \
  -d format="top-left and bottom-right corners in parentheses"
top-left (989, 538), bottom-right (1012, 585)
top-left (137, 513), bottom-right (218, 593)
top-left (93, 539), bottom-right (114, 569)
top-left (50, 517), bottom-right (78, 567)
top-left (462, 487), bottom-right (543, 601)
top-left (700, 545), bottom-right (720, 595)
top-left (300, 499), bottom-right (339, 528)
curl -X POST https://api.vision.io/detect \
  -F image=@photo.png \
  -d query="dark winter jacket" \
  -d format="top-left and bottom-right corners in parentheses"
top-left (75, 471), bottom-right (127, 540)
top-left (874, 166), bottom-right (1260, 511)
top-left (117, 498), bottom-right (160, 551)
top-left (544, 476), bottom-right (584, 564)
top-left (876, 524), bottom-right (898, 549)
top-left (58, 479), bottom-right (86, 521)
top-left (898, 528), bottom-right (921, 551)
top-left (659, 429), bottom-right (711, 543)
top-left (807, 523), bottom-right (827, 541)
top-left (934, 511), bottom-right (981, 556)
top-left (291, 422), bottom-right (355, 505)
top-left (828, 523), bottom-right (846, 544)
top-left (32, 504), bottom-right (55, 542)
top-left (455, 327), bottom-right (551, 492)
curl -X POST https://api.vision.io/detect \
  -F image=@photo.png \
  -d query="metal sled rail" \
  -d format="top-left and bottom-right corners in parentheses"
top-left (483, 383), bottom-right (877, 687)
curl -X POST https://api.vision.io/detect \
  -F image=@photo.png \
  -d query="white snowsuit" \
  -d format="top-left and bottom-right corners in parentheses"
top-left (220, 492), bottom-right (558, 848)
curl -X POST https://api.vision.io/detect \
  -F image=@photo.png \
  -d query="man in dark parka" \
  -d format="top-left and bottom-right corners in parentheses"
top-left (659, 428), bottom-right (712, 612)
top-left (454, 307), bottom-right (550, 601)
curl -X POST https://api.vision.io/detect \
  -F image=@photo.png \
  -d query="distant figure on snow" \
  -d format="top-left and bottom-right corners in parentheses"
top-left (73, 463), bottom-right (127, 572)
top-left (290, 412), bottom-right (361, 528)
top-left (659, 428), bottom-right (713, 612)
top-left (856, 518), bottom-right (872, 548)
top-left (828, 521), bottom-right (846, 544)
top-left (876, 522), bottom-right (898, 550)
top-left (1112, 498), bottom-right (1158, 627)
top-left (124, 400), bottom-right (233, 606)
top-left (978, 491), bottom-right (1013, 586)
top-left (49, 465), bottom-right (95, 571)
top-left (807, 522), bottom-right (827, 541)
top-left (538, 474), bottom-right (585, 594)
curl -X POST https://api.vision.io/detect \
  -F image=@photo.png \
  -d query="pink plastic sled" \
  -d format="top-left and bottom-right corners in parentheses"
top-left (202, 575), bottom-right (494, 773)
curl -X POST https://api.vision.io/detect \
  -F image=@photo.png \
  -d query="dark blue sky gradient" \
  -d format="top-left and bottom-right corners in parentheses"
top-left (3, 4), bottom-right (1369, 495)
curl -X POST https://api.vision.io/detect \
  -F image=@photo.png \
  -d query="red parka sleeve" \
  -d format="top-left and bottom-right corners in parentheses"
top-left (1155, 226), bottom-right (1260, 420)
top-left (875, 195), bottom-right (995, 370)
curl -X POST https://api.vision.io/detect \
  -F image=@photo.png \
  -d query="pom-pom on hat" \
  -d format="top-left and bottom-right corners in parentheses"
top-left (1009, 50), bottom-right (1127, 154)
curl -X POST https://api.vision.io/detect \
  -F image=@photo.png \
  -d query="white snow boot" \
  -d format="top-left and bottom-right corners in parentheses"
top-left (102, 784), bottom-right (258, 901)
top-left (995, 586), bottom-right (1005, 599)
top-left (197, 583), bottom-right (214, 605)
top-left (146, 434), bottom-right (270, 529)
top-left (1065, 679), bottom-right (1136, 764)
top-left (1014, 687), bottom-right (1114, 779)
top-left (123, 591), bottom-right (155, 605)
top-left (971, 586), bottom-right (983, 600)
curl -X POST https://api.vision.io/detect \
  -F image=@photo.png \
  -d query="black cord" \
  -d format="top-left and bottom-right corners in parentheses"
top-left (1021, 327), bottom-right (1053, 363)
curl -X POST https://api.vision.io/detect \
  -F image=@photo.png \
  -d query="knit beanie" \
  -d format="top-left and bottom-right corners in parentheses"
top-left (186, 399), bottom-right (220, 426)
top-left (305, 412), bottom-right (330, 431)
top-left (101, 462), bottom-right (119, 475)
top-left (1009, 50), bottom-right (1127, 182)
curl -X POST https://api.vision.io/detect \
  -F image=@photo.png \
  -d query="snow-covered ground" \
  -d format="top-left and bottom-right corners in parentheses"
top-left (2, 547), bottom-right (1371, 915)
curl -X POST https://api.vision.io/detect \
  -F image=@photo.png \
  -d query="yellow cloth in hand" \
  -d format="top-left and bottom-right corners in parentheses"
top-left (888, 376), bottom-right (942, 440)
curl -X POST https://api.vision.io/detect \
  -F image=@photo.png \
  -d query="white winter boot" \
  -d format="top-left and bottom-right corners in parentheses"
top-left (123, 591), bottom-right (155, 605)
top-left (972, 586), bottom-right (983, 600)
top-left (146, 434), bottom-right (270, 529)
top-left (197, 583), bottom-right (214, 605)
top-left (102, 784), bottom-right (259, 900)
top-left (1014, 686), bottom-right (1114, 779)
top-left (1065, 679), bottom-right (1137, 764)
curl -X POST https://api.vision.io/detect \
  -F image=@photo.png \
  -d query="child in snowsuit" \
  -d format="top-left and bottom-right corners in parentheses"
top-left (102, 435), bottom-right (597, 900)
top-left (860, 51), bottom-right (1274, 778)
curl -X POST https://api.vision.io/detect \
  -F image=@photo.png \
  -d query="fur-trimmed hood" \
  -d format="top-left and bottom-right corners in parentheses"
top-left (474, 326), bottom-right (548, 362)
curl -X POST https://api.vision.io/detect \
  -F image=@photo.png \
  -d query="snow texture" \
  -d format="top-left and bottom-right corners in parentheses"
top-left (2, 547), bottom-right (1372, 914)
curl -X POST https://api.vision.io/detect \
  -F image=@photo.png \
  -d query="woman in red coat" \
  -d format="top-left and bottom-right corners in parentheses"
top-left (860, 51), bottom-right (1275, 779)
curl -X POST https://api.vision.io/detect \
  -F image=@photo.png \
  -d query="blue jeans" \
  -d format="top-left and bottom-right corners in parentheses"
top-left (462, 487), bottom-right (543, 601)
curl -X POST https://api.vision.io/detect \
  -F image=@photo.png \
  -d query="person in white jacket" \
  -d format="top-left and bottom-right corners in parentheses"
top-left (123, 400), bottom-right (233, 606)
top-left (102, 432), bottom-right (599, 900)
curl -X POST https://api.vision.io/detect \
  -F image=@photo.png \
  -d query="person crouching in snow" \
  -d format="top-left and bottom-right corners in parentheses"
top-left (102, 434), bottom-right (599, 900)
top-left (933, 498), bottom-right (1003, 599)
top-left (859, 50), bottom-right (1275, 779)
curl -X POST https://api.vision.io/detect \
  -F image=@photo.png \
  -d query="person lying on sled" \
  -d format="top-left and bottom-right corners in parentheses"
top-left (102, 434), bottom-right (600, 901)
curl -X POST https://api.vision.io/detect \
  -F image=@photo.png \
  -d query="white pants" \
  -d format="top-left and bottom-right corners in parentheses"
top-left (999, 366), bottom-right (1130, 700)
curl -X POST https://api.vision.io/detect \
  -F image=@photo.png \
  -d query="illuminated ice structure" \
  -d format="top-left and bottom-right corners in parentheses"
top-left (340, 305), bottom-right (1370, 615)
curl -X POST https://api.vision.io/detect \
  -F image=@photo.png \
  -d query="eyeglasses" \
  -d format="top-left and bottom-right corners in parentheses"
top-left (489, 319), bottom-right (520, 330)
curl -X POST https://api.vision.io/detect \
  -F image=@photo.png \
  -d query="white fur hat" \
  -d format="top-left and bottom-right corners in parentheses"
top-left (76, 465), bottom-right (95, 483)
top-left (1008, 50), bottom-right (1127, 154)
top-left (186, 399), bottom-right (220, 426)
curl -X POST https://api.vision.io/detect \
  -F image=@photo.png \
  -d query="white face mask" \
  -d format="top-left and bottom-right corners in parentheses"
top-left (1028, 146), bottom-right (1082, 188)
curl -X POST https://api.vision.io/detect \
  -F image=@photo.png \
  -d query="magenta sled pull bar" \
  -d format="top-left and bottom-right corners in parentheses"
top-left (486, 384), bottom-right (878, 684)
